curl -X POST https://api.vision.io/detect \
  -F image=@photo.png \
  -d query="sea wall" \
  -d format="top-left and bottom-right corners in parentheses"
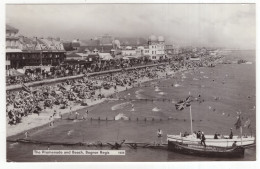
top-left (6, 63), bottom-right (166, 91)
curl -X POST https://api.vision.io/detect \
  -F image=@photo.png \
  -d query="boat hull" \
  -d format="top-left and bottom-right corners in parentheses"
top-left (168, 141), bottom-right (245, 158)
top-left (167, 135), bottom-right (255, 147)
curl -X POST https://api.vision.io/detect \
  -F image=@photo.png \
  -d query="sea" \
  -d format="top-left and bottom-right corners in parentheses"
top-left (7, 50), bottom-right (256, 162)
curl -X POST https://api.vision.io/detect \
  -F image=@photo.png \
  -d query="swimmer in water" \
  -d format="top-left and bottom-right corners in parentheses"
top-left (131, 103), bottom-right (135, 111)
top-left (67, 130), bottom-right (73, 136)
top-left (25, 131), bottom-right (28, 138)
top-left (75, 112), bottom-right (79, 119)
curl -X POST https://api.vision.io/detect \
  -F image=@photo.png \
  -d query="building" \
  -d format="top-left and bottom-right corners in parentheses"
top-left (78, 45), bottom-right (114, 55)
top-left (98, 34), bottom-right (114, 46)
top-left (6, 25), bottom-right (66, 69)
top-left (165, 44), bottom-right (180, 59)
top-left (147, 35), bottom-right (166, 60)
top-left (6, 25), bottom-right (20, 50)
top-left (6, 25), bottom-right (22, 70)
top-left (121, 46), bottom-right (137, 56)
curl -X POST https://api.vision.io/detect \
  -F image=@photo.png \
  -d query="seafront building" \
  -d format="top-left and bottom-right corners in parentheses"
top-left (6, 24), bottom-right (184, 71)
top-left (6, 25), bottom-right (66, 71)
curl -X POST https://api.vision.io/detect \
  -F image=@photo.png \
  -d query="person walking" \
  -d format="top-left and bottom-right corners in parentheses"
top-left (157, 129), bottom-right (163, 145)
top-left (229, 128), bottom-right (233, 139)
top-left (201, 132), bottom-right (206, 147)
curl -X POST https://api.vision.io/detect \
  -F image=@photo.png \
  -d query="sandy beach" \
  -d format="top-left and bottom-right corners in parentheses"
top-left (6, 66), bottom-right (175, 137)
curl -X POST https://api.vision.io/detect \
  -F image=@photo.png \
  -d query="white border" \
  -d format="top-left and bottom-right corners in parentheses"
top-left (0, 0), bottom-right (258, 169)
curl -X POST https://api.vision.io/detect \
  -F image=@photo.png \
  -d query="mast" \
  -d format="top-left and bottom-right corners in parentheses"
top-left (190, 105), bottom-right (193, 134)
top-left (240, 126), bottom-right (243, 145)
top-left (189, 91), bottom-right (193, 134)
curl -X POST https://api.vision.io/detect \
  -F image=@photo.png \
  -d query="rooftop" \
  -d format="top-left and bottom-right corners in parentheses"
top-left (6, 24), bottom-right (19, 33)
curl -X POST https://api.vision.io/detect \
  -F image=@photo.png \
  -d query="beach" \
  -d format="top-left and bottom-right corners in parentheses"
top-left (6, 50), bottom-right (256, 162)
top-left (6, 65), bottom-right (174, 137)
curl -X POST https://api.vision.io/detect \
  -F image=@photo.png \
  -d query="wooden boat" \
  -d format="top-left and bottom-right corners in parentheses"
top-left (167, 134), bottom-right (255, 148)
top-left (167, 93), bottom-right (255, 157)
top-left (168, 141), bottom-right (245, 158)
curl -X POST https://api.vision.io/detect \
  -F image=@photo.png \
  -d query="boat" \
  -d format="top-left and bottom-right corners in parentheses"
top-left (167, 134), bottom-right (255, 148)
top-left (168, 141), bottom-right (245, 158)
top-left (167, 93), bottom-right (256, 157)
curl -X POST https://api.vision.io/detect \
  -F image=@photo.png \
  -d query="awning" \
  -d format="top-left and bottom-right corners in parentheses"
top-left (6, 48), bottom-right (23, 53)
top-left (8, 69), bottom-right (25, 76)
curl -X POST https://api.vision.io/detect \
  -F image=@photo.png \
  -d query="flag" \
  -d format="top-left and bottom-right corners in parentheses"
top-left (244, 118), bottom-right (251, 128)
top-left (22, 84), bottom-right (31, 93)
top-left (234, 115), bottom-right (242, 130)
top-left (175, 95), bottom-right (192, 111)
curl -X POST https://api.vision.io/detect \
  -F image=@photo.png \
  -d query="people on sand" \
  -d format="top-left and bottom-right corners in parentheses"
top-left (7, 55), bottom-right (223, 128)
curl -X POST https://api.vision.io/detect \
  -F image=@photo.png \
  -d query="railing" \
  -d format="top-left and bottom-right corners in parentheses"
top-left (6, 62), bottom-right (167, 91)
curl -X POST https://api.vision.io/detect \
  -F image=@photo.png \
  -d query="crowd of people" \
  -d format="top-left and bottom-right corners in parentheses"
top-left (6, 53), bottom-right (222, 126)
top-left (6, 66), bottom-right (163, 125)
top-left (6, 57), bottom-right (167, 86)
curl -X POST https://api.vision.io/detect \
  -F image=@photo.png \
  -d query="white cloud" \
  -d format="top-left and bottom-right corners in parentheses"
top-left (6, 4), bottom-right (255, 49)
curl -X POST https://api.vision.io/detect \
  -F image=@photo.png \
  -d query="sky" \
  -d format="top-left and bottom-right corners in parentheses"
top-left (6, 3), bottom-right (256, 49)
